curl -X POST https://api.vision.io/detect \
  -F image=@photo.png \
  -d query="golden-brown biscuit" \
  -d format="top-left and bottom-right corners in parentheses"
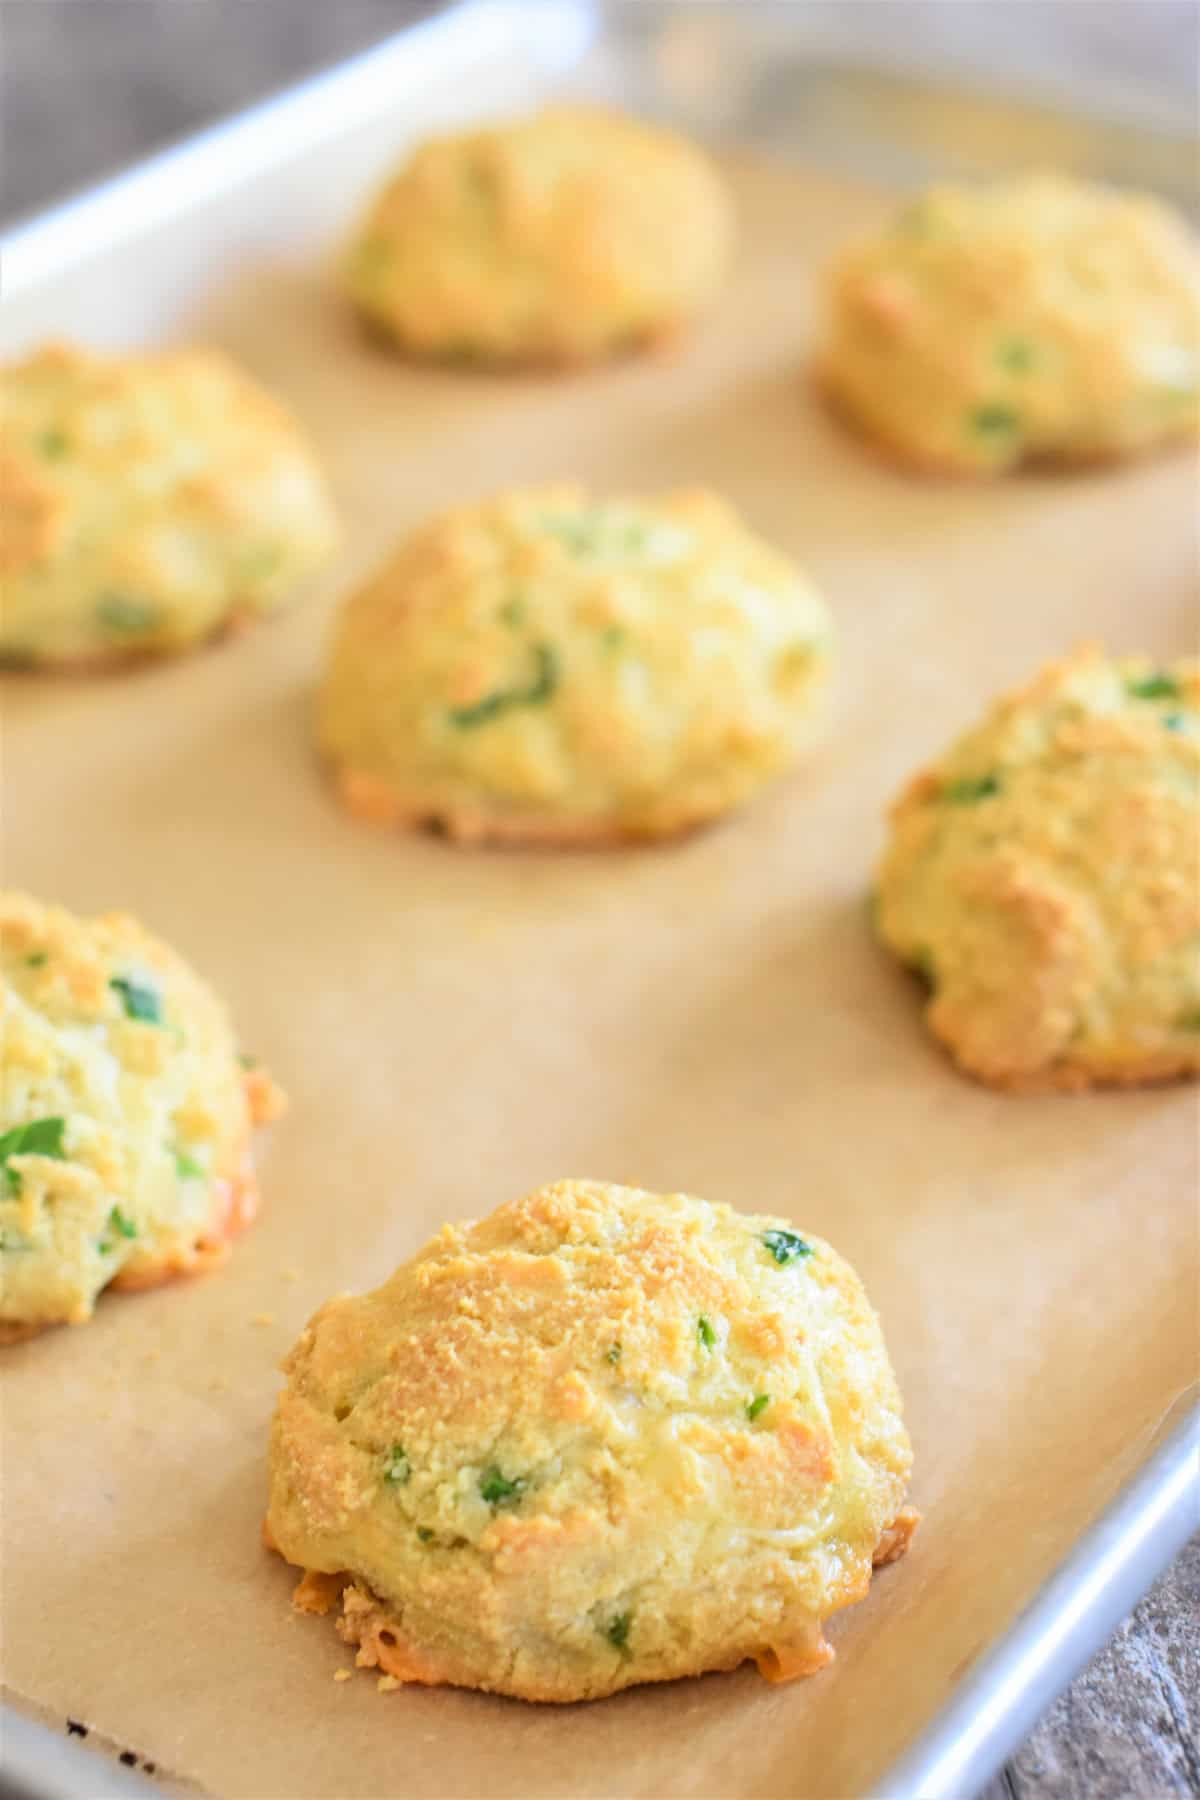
top-left (265, 1178), bottom-right (916, 1702)
top-left (0, 892), bottom-right (285, 1341)
top-left (317, 484), bottom-right (833, 844)
top-left (0, 342), bottom-right (338, 666)
top-left (344, 107), bottom-right (733, 366)
top-left (875, 645), bottom-right (1200, 1089)
top-left (820, 173), bottom-right (1200, 474)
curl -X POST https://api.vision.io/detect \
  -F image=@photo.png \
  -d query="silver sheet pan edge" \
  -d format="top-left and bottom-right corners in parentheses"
top-left (876, 1398), bottom-right (1200, 1800)
top-left (0, 5), bottom-right (1194, 1796)
top-left (2, 1402), bottom-right (1194, 1800)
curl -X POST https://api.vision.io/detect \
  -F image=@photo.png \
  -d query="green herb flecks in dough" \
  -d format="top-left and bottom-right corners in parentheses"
top-left (0, 1117), bottom-right (67, 1194)
top-left (971, 403), bottom-right (1020, 441)
top-left (384, 1445), bottom-right (412, 1485)
top-left (1126, 672), bottom-right (1181, 701)
top-left (761, 1229), bottom-right (813, 1267)
top-left (96, 594), bottom-right (162, 636)
top-left (110, 976), bottom-right (163, 1024)
top-left (942, 772), bottom-right (1001, 804)
top-left (449, 643), bottom-right (559, 728)
top-left (479, 1467), bottom-right (526, 1507)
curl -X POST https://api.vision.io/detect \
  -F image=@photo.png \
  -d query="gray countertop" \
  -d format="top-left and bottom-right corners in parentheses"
top-left (2, 3), bottom-right (1196, 1797)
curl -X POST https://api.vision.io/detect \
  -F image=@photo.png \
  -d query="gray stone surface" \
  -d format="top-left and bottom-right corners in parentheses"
top-left (979, 1534), bottom-right (1200, 1800)
top-left (1, 0), bottom-right (437, 222)
top-left (1, 4), bottom-right (1196, 1797)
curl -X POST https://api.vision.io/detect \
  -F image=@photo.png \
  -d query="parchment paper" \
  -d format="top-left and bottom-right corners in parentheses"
top-left (2, 154), bottom-right (1197, 1800)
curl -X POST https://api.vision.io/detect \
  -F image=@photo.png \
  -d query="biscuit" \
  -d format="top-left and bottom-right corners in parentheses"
top-left (265, 1179), bottom-right (916, 1702)
top-left (820, 173), bottom-right (1200, 474)
top-left (317, 485), bottom-right (833, 843)
top-left (875, 645), bottom-right (1200, 1089)
top-left (0, 343), bottom-right (338, 666)
top-left (345, 107), bottom-right (733, 366)
top-left (0, 892), bottom-right (285, 1340)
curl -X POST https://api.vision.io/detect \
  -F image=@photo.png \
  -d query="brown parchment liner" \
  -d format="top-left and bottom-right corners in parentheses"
top-left (1, 152), bottom-right (1196, 1800)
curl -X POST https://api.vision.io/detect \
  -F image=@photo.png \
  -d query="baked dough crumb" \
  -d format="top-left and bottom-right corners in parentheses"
top-left (266, 1179), bottom-right (914, 1702)
top-left (821, 172), bottom-right (1200, 473)
top-left (875, 643), bottom-right (1200, 1087)
top-left (0, 341), bottom-right (338, 665)
top-left (345, 107), bottom-right (732, 367)
top-left (1, 890), bottom-right (285, 1339)
top-left (317, 484), bottom-right (833, 844)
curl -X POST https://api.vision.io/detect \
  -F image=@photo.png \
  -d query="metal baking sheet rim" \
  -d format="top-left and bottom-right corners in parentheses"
top-left (2, 1407), bottom-right (1195, 1800)
top-left (0, 5), bottom-right (1195, 1796)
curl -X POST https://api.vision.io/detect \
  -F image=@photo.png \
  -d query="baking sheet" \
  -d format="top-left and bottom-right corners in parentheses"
top-left (2, 15), bottom-right (1198, 1800)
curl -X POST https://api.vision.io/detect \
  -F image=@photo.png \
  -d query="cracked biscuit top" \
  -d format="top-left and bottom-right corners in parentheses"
top-left (317, 484), bottom-right (833, 843)
top-left (875, 645), bottom-right (1200, 1088)
top-left (345, 107), bottom-right (733, 365)
top-left (266, 1178), bottom-right (915, 1703)
top-left (821, 173), bottom-right (1200, 473)
top-left (1, 891), bottom-right (284, 1340)
top-left (0, 342), bottom-right (337, 665)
